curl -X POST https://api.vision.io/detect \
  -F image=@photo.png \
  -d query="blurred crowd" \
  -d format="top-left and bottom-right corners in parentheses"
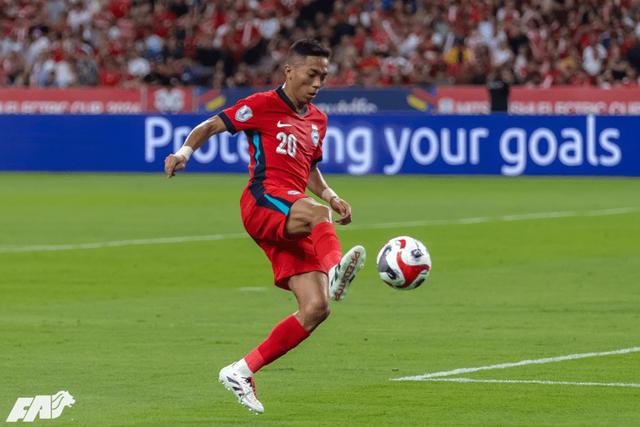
top-left (2, 0), bottom-right (640, 89)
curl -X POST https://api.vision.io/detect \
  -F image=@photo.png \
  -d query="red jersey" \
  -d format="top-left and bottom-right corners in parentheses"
top-left (219, 86), bottom-right (327, 195)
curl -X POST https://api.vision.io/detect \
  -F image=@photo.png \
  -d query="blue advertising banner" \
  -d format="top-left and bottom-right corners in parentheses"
top-left (1, 114), bottom-right (638, 176)
top-left (195, 87), bottom-right (436, 115)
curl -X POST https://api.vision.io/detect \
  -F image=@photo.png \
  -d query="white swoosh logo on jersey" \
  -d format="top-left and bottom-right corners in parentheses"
top-left (277, 121), bottom-right (292, 127)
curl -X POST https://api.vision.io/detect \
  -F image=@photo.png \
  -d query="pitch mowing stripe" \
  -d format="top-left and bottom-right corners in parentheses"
top-left (391, 347), bottom-right (640, 381)
top-left (422, 378), bottom-right (640, 388)
top-left (0, 207), bottom-right (637, 254)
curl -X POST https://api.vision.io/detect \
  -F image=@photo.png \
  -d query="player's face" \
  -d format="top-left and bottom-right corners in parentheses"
top-left (285, 56), bottom-right (329, 106)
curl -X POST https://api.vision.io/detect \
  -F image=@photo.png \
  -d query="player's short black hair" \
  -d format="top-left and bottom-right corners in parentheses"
top-left (287, 39), bottom-right (331, 64)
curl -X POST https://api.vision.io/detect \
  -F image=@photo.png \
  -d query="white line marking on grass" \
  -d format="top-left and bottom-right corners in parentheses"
top-left (346, 206), bottom-right (639, 231)
top-left (422, 378), bottom-right (640, 388)
top-left (392, 347), bottom-right (640, 382)
top-left (501, 211), bottom-right (576, 221)
top-left (0, 233), bottom-right (249, 254)
top-left (1, 207), bottom-right (637, 254)
top-left (587, 207), bottom-right (640, 216)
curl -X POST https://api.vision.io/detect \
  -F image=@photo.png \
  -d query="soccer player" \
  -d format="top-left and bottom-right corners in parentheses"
top-left (164, 39), bottom-right (366, 414)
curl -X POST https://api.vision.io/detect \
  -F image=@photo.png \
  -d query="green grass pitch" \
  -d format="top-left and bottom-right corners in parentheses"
top-left (1, 173), bottom-right (639, 426)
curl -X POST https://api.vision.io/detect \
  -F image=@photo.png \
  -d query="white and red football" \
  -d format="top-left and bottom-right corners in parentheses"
top-left (376, 236), bottom-right (431, 290)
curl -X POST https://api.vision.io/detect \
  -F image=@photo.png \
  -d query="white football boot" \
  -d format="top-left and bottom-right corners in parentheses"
top-left (218, 363), bottom-right (264, 414)
top-left (328, 245), bottom-right (366, 301)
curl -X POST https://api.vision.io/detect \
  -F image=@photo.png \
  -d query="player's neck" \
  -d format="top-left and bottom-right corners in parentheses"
top-left (282, 84), bottom-right (307, 114)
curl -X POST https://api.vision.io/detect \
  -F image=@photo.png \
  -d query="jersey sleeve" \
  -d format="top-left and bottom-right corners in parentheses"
top-left (218, 92), bottom-right (266, 135)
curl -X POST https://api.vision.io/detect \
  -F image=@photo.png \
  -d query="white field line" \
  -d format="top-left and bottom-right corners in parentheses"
top-left (347, 206), bottom-right (639, 230)
top-left (392, 347), bottom-right (640, 382)
top-left (0, 233), bottom-right (249, 254)
top-left (1, 207), bottom-right (637, 255)
top-left (422, 378), bottom-right (640, 388)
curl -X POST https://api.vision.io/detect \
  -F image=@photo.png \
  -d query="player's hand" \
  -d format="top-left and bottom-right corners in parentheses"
top-left (330, 197), bottom-right (352, 226)
top-left (165, 154), bottom-right (187, 178)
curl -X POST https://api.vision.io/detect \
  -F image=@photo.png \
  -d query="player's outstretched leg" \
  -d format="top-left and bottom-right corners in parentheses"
top-left (218, 361), bottom-right (264, 414)
top-left (328, 245), bottom-right (366, 301)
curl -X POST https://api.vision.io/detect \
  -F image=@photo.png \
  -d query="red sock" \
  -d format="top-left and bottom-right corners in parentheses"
top-left (244, 315), bottom-right (311, 373)
top-left (311, 221), bottom-right (342, 273)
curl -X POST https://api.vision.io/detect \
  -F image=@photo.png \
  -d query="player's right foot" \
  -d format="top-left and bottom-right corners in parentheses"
top-left (329, 245), bottom-right (366, 301)
top-left (218, 363), bottom-right (264, 414)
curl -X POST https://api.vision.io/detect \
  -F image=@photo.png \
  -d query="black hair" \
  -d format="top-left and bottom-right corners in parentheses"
top-left (287, 39), bottom-right (331, 64)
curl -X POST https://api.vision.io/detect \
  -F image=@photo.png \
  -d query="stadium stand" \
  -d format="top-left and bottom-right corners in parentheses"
top-left (1, 0), bottom-right (640, 89)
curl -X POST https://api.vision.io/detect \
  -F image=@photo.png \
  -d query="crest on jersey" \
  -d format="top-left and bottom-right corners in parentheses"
top-left (311, 129), bottom-right (320, 147)
top-left (235, 105), bottom-right (253, 122)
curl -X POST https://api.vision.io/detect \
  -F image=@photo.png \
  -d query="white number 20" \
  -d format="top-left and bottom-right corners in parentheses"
top-left (276, 132), bottom-right (297, 157)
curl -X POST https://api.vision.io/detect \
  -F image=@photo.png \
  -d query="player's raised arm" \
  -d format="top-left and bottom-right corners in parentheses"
top-left (164, 115), bottom-right (228, 178)
top-left (307, 164), bottom-right (352, 225)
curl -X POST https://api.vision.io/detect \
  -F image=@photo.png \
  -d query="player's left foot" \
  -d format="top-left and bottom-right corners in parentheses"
top-left (219, 363), bottom-right (264, 414)
top-left (329, 245), bottom-right (366, 301)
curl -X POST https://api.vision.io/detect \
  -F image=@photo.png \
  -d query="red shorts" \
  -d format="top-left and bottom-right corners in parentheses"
top-left (240, 185), bottom-right (323, 290)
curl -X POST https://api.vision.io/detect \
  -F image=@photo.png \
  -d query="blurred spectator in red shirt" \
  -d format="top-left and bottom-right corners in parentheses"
top-left (153, 2), bottom-right (176, 39)
top-left (99, 56), bottom-right (123, 86)
top-left (109, 0), bottom-right (131, 20)
top-left (351, 25), bottom-right (368, 54)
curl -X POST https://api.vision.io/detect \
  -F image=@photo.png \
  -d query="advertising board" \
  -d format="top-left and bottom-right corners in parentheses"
top-left (436, 87), bottom-right (640, 115)
top-left (2, 87), bottom-right (640, 116)
top-left (2, 114), bottom-right (637, 176)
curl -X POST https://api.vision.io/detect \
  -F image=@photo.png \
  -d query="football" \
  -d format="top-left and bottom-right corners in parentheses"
top-left (376, 236), bottom-right (431, 290)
